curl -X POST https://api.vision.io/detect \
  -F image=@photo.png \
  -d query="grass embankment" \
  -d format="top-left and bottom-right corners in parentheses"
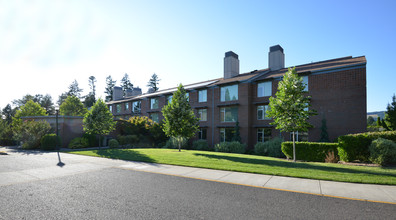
top-left (68, 148), bottom-right (396, 185)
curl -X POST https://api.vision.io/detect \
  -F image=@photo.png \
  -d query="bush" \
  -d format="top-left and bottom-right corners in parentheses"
top-left (40, 134), bottom-right (61, 151)
top-left (337, 131), bottom-right (396, 162)
top-left (192, 139), bottom-right (210, 151)
top-left (17, 120), bottom-right (51, 149)
top-left (369, 138), bottom-right (396, 166)
top-left (281, 142), bottom-right (339, 162)
top-left (214, 141), bottom-right (246, 154)
top-left (82, 133), bottom-right (99, 147)
top-left (68, 137), bottom-right (89, 149)
top-left (108, 139), bottom-right (119, 148)
top-left (254, 137), bottom-right (284, 158)
top-left (117, 135), bottom-right (139, 147)
top-left (164, 137), bottom-right (188, 149)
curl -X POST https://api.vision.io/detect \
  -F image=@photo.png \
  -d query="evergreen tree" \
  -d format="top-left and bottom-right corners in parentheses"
top-left (2, 104), bottom-right (16, 124)
top-left (377, 116), bottom-right (382, 127)
top-left (58, 80), bottom-right (83, 105)
top-left (147, 73), bottom-right (160, 92)
top-left (267, 67), bottom-right (316, 162)
top-left (120, 73), bottom-right (133, 97)
top-left (84, 76), bottom-right (97, 108)
top-left (59, 96), bottom-right (88, 116)
top-left (319, 117), bottom-right (329, 142)
top-left (162, 84), bottom-right (199, 151)
top-left (231, 121), bottom-right (241, 142)
top-left (40, 94), bottom-right (55, 115)
top-left (385, 94), bottom-right (396, 130)
top-left (83, 99), bottom-right (116, 147)
top-left (367, 116), bottom-right (375, 126)
top-left (105, 75), bottom-right (116, 101)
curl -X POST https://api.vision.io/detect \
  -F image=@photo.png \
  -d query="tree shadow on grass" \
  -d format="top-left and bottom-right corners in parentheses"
top-left (94, 149), bottom-right (157, 163)
top-left (193, 153), bottom-right (396, 178)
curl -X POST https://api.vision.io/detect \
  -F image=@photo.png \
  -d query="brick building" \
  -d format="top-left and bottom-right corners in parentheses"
top-left (107, 45), bottom-right (367, 148)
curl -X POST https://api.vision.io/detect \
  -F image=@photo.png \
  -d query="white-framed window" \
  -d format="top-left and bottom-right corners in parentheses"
top-left (220, 84), bottom-right (238, 102)
top-left (198, 109), bottom-right (207, 121)
top-left (302, 76), bottom-right (308, 92)
top-left (132, 101), bottom-right (141, 113)
top-left (167, 95), bottom-right (173, 104)
top-left (150, 113), bottom-right (159, 123)
top-left (220, 107), bottom-right (238, 122)
top-left (257, 81), bottom-right (272, 97)
top-left (290, 131), bottom-right (309, 142)
top-left (116, 104), bottom-right (121, 113)
top-left (257, 105), bottom-right (271, 120)
top-left (125, 103), bottom-right (129, 111)
top-left (150, 98), bottom-right (158, 109)
top-left (198, 128), bottom-right (207, 140)
top-left (198, 89), bottom-right (207, 102)
top-left (257, 128), bottom-right (272, 142)
top-left (220, 128), bottom-right (235, 142)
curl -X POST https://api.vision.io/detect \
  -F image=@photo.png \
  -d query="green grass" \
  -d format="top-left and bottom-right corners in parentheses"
top-left (68, 148), bottom-right (396, 185)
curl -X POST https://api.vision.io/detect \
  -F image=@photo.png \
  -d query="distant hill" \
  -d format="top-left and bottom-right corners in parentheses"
top-left (367, 111), bottom-right (385, 120)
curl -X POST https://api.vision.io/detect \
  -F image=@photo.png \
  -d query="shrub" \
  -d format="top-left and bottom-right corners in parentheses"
top-left (164, 137), bottom-right (188, 149)
top-left (149, 122), bottom-right (168, 147)
top-left (117, 135), bottom-right (139, 147)
top-left (82, 133), bottom-right (99, 147)
top-left (40, 134), bottom-right (61, 151)
top-left (254, 137), bottom-right (284, 158)
top-left (108, 139), bottom-right (119, 148)
top-left (192, 139), bottom-right (210, 151)
top-left (16, 120), bottom-right (51, 149)
top-left (281, 142), bottom-right (339, 162)
top-left (214, 141), bottom-right (246, 154)
top-left (369, 138), bottom-right (396, 166)
top-left (324, 151), bottom-right (339, 163)
top-left (68, 137), bottom-right (89, 149)
top-left (337, 131), bottom-right (396, 162)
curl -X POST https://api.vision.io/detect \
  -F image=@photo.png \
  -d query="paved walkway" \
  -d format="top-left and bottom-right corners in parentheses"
top-left (1, 147), bottom-right (396, 204)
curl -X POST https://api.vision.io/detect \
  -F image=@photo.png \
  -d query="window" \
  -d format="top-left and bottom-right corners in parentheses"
top-left (290, 131), bottom-right (309, 142)
top-left (198, 90), bottom-right (207, 102)
top-left (150, 113), bottom-right (159, 123)
top-left (109, 105), bottom-right (113, 112)
top-left (198, 128), bottom-right (207, 140)
top-left (302, 76), bottom-right (308, 92)
top-left (198, 109), bottom-right (207, 121)
top-left (257, 128), bottom-right (272, 142)
top-left (167, 95), bottom-right (173, 104)
top-left (220, 84), bottom-right (238, 102)
top-left (116, 104), bottom-right (121, 113)
top-left (257, 81), bottom-right (272, 97)
top-left (220, 107), bottom-right (238, 122)
top-left (132, 101), bottom-right (141, 113)
top-left (220, 128), bottom-right (235, 142)
top-left (186, 92), bottom-right (189, 101)
top-left (257, 105), bottom-right (271, 120)
top-left (125, 103), bottom-right (129, 111)
top-left (150, 98), bottom-right (158, 109)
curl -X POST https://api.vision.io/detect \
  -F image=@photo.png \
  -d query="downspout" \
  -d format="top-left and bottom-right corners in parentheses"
top-left (212, 87), bottom-right (215, 147)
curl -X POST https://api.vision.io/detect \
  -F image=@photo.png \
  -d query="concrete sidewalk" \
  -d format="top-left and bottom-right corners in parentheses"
top-left (1, 147), bottom-right (396, 204)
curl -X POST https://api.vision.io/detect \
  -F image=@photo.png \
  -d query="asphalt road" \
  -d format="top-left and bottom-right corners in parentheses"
top-left (0, 150), bottom-right (395, 219)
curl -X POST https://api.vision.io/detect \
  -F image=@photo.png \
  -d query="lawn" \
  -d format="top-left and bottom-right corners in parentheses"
top-left (68, 148), bottom-right (396, 185)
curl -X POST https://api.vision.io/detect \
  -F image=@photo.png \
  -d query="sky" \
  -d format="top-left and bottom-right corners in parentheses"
top-left (0, 0), bottom-right (395, 112)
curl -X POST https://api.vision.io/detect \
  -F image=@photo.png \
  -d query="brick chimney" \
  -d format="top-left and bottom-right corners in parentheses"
top-left (112, 86), bottom-right (123, 101)
top-left (224, 51), bottom-right (239, 79)
top-left (268, 45), bottom-right (284, 71)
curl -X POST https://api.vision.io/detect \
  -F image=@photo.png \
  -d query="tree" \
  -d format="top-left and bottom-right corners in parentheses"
top-left (88, 76), bottom-right (97, 97)
top-left (58, 80), bottom-right (83, 105)
top-left (2, 104), bottom-right (16, 124)
top-left (40, 94), bottom-right (55, 115)
top-left (83, 99), bottom-right (116, 147)
top-left (120, 73), bottom-right (133, 97)
top-left (231, 121), bottom-right (241, 142)
top-left (267, 67), bottom-right (316, 162)
top-left (105, 75), bottom-right (116, 102)
top-left (385, 94), bottom-right (396, 130)
top-left (12, 100), bottom-right (48, 130)
top-left (59, 96), bottom-right (88, 116)
top-left (367, 116), bottom-right (375, 126)
top-left (84, 76), bottom-right (97, 108)
top-left (319, 117), bottom-right (329, 142)
top-left (147, 73), bottom-right (160, 92)
top-left (162, 84), bottom-right (199, 152)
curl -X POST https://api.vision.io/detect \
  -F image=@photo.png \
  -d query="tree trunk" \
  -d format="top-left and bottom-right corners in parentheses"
top-left (178, 137), bottom-right (181, 152)
top-left (292, 131), bottom-right (296, 162)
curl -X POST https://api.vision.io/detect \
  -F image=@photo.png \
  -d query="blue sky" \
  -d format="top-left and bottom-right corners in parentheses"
top-left (0, 0), bottom-right (395, 112)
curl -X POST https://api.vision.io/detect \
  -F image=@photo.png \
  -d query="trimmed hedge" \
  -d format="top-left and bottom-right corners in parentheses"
top-left (109, 139), bottom-right (119, 148)
top-left (337, 131), bottom-right (396, 162)
top-left (192, 139), bottom-right (210, 151)
top-left (281, 142), bottom-right (339, 162)
top-left (214, 141), bottom-right (246, 154)
top-left (40, 134), bottom-right (61, 151)
top-left (254, 137), bottom-right (284, 158)
top-left (369, 138), bottom-right (396, 166)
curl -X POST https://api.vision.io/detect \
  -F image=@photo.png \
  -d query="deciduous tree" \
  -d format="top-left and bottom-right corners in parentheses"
top-left (59, 96), bottom-right (88, 116)
top-left (267, 67), bottom-right (316, 162)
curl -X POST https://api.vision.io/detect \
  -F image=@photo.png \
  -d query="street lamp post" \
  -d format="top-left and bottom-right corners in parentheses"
top-left (55, 106), bottom-right (59, 151)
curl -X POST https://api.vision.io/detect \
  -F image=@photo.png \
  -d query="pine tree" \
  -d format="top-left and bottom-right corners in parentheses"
top-left (385, 94), bottom-right (396, 130)
top-left (105, 75), bottom-right (117, 102)
top-left (147, 73), bottom-right (160, 92)
top-left (267, 67), bottom-right (316, 162)
top-left (120, 73), bottom-right (133, 97)
top-left (162, 84), bottom-right (199, 151)
top-left (85, 76), bottom-right (97, 108)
